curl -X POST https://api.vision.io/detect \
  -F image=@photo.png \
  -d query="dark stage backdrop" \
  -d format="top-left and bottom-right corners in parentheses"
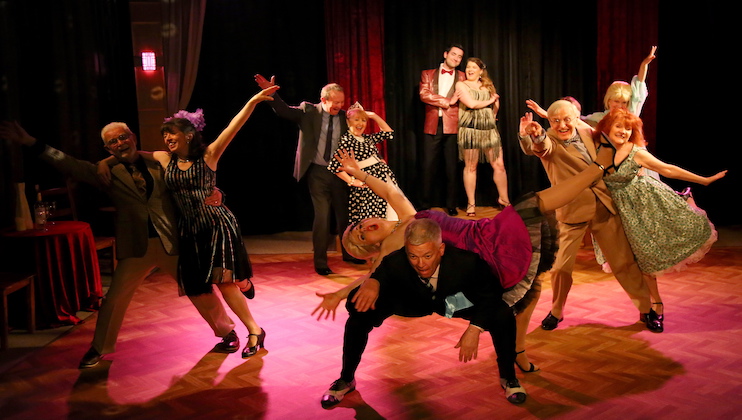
top-left (1, 0), bottom-right (737, 235)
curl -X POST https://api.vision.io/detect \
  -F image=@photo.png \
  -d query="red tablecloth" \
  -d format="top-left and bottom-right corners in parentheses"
top-left (1, 221), bottom-right (102, 328)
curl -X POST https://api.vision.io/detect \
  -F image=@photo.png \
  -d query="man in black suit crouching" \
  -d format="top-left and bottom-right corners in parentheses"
top-left (321, 218), bottom-right (526, 408)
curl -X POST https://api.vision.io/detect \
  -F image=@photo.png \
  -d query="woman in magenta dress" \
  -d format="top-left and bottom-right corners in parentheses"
top-left (313, 141), bottom-right (617, 373)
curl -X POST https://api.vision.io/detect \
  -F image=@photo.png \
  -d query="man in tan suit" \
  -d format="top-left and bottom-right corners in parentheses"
top-left (518, 100), bottom-right (662, 332)
top-left (1, 121), bottom-right (240, 367)
top-left (419, 43), bottom-right (466, 215)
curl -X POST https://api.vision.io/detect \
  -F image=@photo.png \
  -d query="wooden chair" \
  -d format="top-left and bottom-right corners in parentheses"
top-left (38, 180), bottom-right (117, 273)
top-left (0, 272), bottom-right (36, 351)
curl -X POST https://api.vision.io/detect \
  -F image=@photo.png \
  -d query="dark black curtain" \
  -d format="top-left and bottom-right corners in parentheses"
top-left (2, 0), bottom-right (737, 233)
top-left (187, 0), bottom-right (327, 235)
top-left (383, 1), bottom-right (597, 208)
top-left (0, 0), bottom-right (136, 226)
top-left (656, 1), bottom-right (737, 226)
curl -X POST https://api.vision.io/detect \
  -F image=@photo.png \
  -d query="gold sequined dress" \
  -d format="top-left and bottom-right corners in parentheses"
top-left (457, 88), bottom-right (501, 162)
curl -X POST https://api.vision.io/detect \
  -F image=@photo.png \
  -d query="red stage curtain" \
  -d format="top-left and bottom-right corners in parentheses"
top-left (596, 0), bottom-right (659, 148)
top-left (324, 0), bottom-right (388, 160)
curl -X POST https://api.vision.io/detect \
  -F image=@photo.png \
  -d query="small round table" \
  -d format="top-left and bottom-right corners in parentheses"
top-left (1, 221), bottom-right (102, 328)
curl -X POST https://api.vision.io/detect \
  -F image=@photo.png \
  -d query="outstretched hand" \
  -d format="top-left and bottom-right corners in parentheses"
top-left (643, 46), bottom-right (658, 66)
top-left (311, 291), bottom-right (343, 321)
top-left (334, 149), bottom-right (361, 175)
top-left (705, 170), bottom-right (728, 185)
top-left (525, 99), bottom-right (548, 119)
top-left (254, 74), bottom-right (276, 89)
top-left (250, 85), bottom-right (279, 103)
top-left (519, 112), bottom-right (543, 137)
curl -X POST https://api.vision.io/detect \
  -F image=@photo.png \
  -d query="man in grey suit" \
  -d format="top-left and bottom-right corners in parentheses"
top-left (1, 121), bottom-right (239, 368)
top-left (254, 75), bottom-right (362, 275)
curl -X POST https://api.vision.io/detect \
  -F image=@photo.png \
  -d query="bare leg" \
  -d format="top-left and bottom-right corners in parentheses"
top-left (487, 148), bottom-right (510, 206)
top-left (463, 149), bottom-right (478, 214)
top-left (217, 282), bottom-right (262, 346)
top-left (515, 288), bottom-right (541, 371)
top-left (643, 273), bottom-right (663, 315)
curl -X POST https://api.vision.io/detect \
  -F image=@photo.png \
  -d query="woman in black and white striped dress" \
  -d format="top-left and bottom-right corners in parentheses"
top-left (149, 86), bottom-right (278, 358)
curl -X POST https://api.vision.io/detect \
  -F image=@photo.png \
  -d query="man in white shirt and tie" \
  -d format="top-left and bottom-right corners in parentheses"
top-left (419, 43), bottom-right (466, 216)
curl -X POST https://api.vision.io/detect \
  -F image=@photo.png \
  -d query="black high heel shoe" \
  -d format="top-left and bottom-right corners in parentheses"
top-left (653, 302), bottom-right (664, 321)
top-left (514, 350), bottom-right (540, 373)
top-left (240, 279), bottom-right (255, 299)
top-left (242, 328), bottom-right (266, 358)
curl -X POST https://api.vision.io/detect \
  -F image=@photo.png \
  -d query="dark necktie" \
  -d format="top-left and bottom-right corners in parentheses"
top-left (420, 277), bottom-right (434, 292)
top-left (441, 68), bottom-right (453, 75)
top-left (323, 115), bottom-right (334, 162)
top-left (126, 163), bottom-right (147, 197)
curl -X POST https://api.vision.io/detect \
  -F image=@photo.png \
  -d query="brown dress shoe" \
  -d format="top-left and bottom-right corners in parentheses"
top-left (79, 347), bottom-right (103, 369)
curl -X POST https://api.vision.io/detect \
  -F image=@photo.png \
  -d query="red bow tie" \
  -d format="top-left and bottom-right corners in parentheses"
top-left (441, 68), bottom-right (453, 75)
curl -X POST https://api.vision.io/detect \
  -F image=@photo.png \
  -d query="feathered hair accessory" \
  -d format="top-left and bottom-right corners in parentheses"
top-left (165, 108), bottom-right (206, 132)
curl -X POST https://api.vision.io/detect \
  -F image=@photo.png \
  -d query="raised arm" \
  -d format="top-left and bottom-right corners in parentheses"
top-left (637, 46), bottom-right (657, 83)
top-left (633, 149), bottom-right (727, 185)
top-left (203, 85), bottom-right (279, 170)
top-left (335, 149), bottom-right (415, 220)
top-left (366, 111), bottom-right (393, 132)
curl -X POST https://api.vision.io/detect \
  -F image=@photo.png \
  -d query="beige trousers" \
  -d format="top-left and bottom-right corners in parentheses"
top-left (92, 237), bottom-right (235, 354)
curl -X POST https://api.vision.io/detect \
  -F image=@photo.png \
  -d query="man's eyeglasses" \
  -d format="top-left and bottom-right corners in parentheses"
top-left (548, 117), bottom-right (574, 125)
top-left (106, 133), bottom-right (131, 147)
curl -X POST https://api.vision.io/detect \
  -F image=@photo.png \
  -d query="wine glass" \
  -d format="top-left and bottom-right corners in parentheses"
top-left (34, 202), bottom-right (48, 231)
top-left (46, 201), bottom-right (56, 225)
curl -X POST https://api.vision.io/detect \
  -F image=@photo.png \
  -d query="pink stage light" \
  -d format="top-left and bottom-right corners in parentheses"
top-left (141, 51), bottom-right (157, 71)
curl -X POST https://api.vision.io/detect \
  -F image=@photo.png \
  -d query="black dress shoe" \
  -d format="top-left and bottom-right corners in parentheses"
top-left (315, 267), bottom-right (334, 276)
top-left (447, 208), bottom-right (458, 216)
top-left (79, 347), bottom-right (102, 369)
top-left (641, 309), bottom-right (663, 333)
top-left (541, 312), bottom-right (563, 330)
top-left (212, 330), bottom-right (240, 353)
top-left (343, 257), bottom-right (366, 265)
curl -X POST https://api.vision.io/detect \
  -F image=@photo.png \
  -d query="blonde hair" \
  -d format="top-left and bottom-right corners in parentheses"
top-left (603, 81), bottom-right (632, 110)
top-left (342, 223), bottom-right (381, 259)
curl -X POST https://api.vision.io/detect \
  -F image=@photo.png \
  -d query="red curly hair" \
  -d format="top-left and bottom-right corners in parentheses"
top-left (594, 108), bottom-right (646, 147)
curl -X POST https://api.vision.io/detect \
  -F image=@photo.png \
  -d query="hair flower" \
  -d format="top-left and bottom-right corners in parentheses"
top-left (165, 108), bottom-right (206, 131)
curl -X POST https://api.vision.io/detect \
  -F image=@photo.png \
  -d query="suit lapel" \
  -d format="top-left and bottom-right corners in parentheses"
top-left (579, 128), bottom-right (598, 160)
top-left (113, 164), bottom-right (146, 201)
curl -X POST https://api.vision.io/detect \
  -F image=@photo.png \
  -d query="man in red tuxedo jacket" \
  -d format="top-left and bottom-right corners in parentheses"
top-left (418, 43), bottom-right (466, 216)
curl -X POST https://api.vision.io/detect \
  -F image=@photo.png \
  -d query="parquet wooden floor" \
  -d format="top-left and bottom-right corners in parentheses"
top-left (1, 215), bottom-right (741, 419)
